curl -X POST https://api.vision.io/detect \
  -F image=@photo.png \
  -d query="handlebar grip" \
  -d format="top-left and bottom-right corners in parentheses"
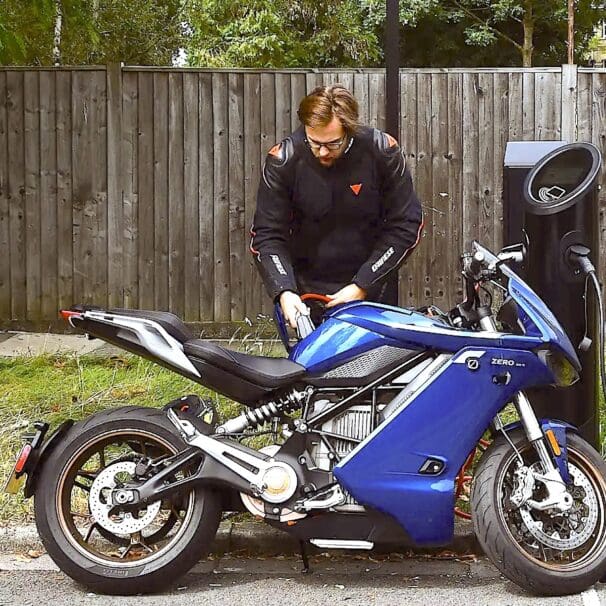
top-left (295, 313), bottom-right (315, 339)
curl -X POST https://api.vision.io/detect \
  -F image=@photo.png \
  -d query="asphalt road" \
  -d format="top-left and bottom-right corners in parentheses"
top-left (1, 554), bottom-right (604, 606)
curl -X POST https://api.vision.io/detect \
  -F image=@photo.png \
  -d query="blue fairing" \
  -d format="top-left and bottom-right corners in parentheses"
top-left (334, 347), bottom-right (555, 545)
top-left (290, 301), bottom-right (544, 372)
top-left (501, 264), bottom-right (580, 370)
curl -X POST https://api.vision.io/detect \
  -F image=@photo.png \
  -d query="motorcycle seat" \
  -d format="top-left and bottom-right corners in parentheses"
top-left (183, 339), bottom-right (306, 390)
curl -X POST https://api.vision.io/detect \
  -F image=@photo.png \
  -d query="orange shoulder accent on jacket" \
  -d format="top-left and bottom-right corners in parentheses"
top-left (268, 143), bottom-right (282, 157)
top-left (385, 134), bottom-right (398, 148)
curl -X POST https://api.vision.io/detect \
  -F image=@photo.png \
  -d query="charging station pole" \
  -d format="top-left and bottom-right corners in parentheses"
top-left (504, 142), bottom-right (602, 446)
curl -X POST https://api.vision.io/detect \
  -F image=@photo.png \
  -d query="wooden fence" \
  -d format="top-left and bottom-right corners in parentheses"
top-left (0, 65), bottom-right (605, 330)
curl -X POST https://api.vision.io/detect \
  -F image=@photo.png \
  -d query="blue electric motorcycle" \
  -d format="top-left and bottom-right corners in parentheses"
top-left (6, 241), bottom-right (606, 596)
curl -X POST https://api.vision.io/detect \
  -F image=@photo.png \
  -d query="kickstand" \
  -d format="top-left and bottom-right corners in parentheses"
top-left (299, 540), bottom-right (311, 574)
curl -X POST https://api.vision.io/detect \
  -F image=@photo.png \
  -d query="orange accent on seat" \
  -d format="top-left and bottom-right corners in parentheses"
top-left (386, 134), bottom-right (398, 148)
top-left (268, 143), bottom-right (281, 157)
top-left (350, 183), bottom-right (362, 196)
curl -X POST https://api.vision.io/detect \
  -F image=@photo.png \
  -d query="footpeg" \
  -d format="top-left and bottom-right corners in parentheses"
top-left (295, 484), bottom-right (346, 512)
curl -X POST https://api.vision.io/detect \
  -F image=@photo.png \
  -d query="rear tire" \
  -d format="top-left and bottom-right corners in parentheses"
top-left (34, 406), bottom-right (221, 595)
top-left (472, 429), bottom-right (606, 596)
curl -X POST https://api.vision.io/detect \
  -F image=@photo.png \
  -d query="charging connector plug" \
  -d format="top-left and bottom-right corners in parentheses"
top-left (566, 244), bottom-right (596, 276)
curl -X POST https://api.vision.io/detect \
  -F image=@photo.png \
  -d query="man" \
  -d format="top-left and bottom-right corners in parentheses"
top-left (250, 85), bottom-right (423, 328)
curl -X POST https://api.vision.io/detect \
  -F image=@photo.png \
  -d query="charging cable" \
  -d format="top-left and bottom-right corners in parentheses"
top-left (566, 245), bottom-right (606, 422)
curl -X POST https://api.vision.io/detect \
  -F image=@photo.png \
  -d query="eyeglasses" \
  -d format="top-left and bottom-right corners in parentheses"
top-left (305, 135), bottom-right (347, 151)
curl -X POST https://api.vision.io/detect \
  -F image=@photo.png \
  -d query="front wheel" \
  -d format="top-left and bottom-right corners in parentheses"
top-left (34, 406), bottom-right (221, 595)
top-left (472, 429), bottom-right (606, 596)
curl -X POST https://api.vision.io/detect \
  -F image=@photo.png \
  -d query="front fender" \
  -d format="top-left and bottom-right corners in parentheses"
top-left (502, 418), bottom-right (575, 485)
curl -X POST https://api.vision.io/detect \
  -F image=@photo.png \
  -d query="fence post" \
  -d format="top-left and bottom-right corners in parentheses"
top-left (107, 62), bottom-right (124, 308)
top-left (561, 63), bottom-right (578, 143)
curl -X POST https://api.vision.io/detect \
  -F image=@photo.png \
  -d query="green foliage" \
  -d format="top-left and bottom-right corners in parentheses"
top-left (184, 0), bottom-right (381, 68)
top-left (0, 0), bottom-right (185, 66)
top-left (364, 0), bottom-right (602, 66)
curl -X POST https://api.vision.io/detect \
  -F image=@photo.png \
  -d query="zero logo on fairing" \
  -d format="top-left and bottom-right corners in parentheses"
top-left (491, 358), bottom-right (515, 366)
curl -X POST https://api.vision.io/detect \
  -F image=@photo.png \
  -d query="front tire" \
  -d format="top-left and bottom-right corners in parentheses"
top-left (34, 406), bottom-right (221, 595)
top-left (472, 429), bottom-right (606, 596)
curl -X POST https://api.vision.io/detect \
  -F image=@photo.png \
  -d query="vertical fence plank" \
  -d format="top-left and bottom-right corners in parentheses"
top-left (122, 71), bottom-right (138, 309)
top-left (508, 72), bottom-right (523, 141)
top-left (107, 64), bottom-right (123, 309)
top-left (56, 71), bottom-right (73, 312)
top-left (183, 72), bottom-right (200, 322)
top-left (0, 72), bottom-right (9, 319)
top-left (199, 73), bottom-right (214, 322)
top-left (577, 72), bottom-right (593, 142)
top-left (275, 73), bottom-right (291, 141)
top-left (6, 71), bottom-right (25, 320)
top-left (430, 72), bottom-right (449, 310)
top-left (153, 72), bottom-right (169, 310)
top-left (447, 72), bottom-right (463, 307)
top-left (339, 72), bottom-right (354, 92)
top-left (137, 72), bottom-right (155, 310)
top-left (416, 72), bottom-right (432, 306)
top-left (72, 71), bottom-right (95, 305)
top-left (213, 72), bottom-right (230, 321)
top-left (462, 72), bottom-right (480, 249)
top-left (244, 73), bottom-right (262, 321)
top-left (561, 64), bottom-right (578, 142)
top-left (168, 72), bottom-right (185, 317)
top-left (354, 73), bottom-right (369, 126)
top-left (478, 72), bottom-right (495, 248)
top-left (39, 70), bottom-right (58, 320)
top-left (228, 72), bottom-right (245, 321)
top-left (305, 72), bottom-right (323, 94)
top-left (368, 72), bottom-right (385, 130)
top-left (24, 72), bottom-right (41, 321)
top-left (493, 73), bottom-right (509, 251)
top-left (92, 70), bottom-right (108, 308)
top-left (290, 73), bottom-right (305, 133)
top-left (522, 71), bottom-right (535, 140)
top-left (399, 72), bottom-right (418, 306)
top-left (535, 71), bottom-right (560, 140)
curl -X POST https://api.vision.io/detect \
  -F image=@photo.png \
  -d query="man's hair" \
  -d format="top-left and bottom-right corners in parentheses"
top-left (297, 85), bottom-right (360, 135)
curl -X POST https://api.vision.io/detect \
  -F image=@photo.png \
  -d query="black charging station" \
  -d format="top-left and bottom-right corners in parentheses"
top-left (504, 141), bottom-right (603, 446)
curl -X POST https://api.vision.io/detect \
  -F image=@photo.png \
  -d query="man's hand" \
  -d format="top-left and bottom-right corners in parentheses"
top-left (325, 284), bottom-right (367, 308)
top-left (279, 291), bottom-right (310, 329)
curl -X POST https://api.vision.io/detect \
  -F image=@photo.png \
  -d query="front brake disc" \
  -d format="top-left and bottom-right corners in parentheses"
top-left (518, 462), bottom-right (598, 550)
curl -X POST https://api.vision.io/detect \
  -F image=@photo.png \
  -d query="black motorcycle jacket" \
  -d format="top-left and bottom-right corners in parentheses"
top-left (250, 126), bottom-right (423, 302)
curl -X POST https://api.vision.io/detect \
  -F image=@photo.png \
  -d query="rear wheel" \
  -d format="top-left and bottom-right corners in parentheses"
top-left (34, 406), bottom-right (221, 595)
top-left (472, 429), bottom-right (606, 596)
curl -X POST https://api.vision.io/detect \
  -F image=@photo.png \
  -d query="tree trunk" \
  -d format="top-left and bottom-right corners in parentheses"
top-left (522, 0), bottom-right (534, 67)
top-left (567, 0), bottom-right (574, 64)
top-left (53, 0), bottom-right (62, 66)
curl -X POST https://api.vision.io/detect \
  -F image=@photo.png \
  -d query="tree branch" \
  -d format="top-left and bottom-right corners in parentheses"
top-left (449, 0), bottom-right (523, 52)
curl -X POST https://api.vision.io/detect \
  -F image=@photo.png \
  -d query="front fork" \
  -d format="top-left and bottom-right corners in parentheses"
top-left (506, 392), bottom-right (573, 512)
top-left (480, 314), bottom-right (573, 512)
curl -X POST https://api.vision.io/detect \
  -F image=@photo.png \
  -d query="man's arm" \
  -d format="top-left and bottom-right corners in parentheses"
top-left (250, 139), bottom-right (299, 301)
top-left (251, 140), bottom-right (310, 327)
top-left (352, 131), bottom-right (423, 291)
